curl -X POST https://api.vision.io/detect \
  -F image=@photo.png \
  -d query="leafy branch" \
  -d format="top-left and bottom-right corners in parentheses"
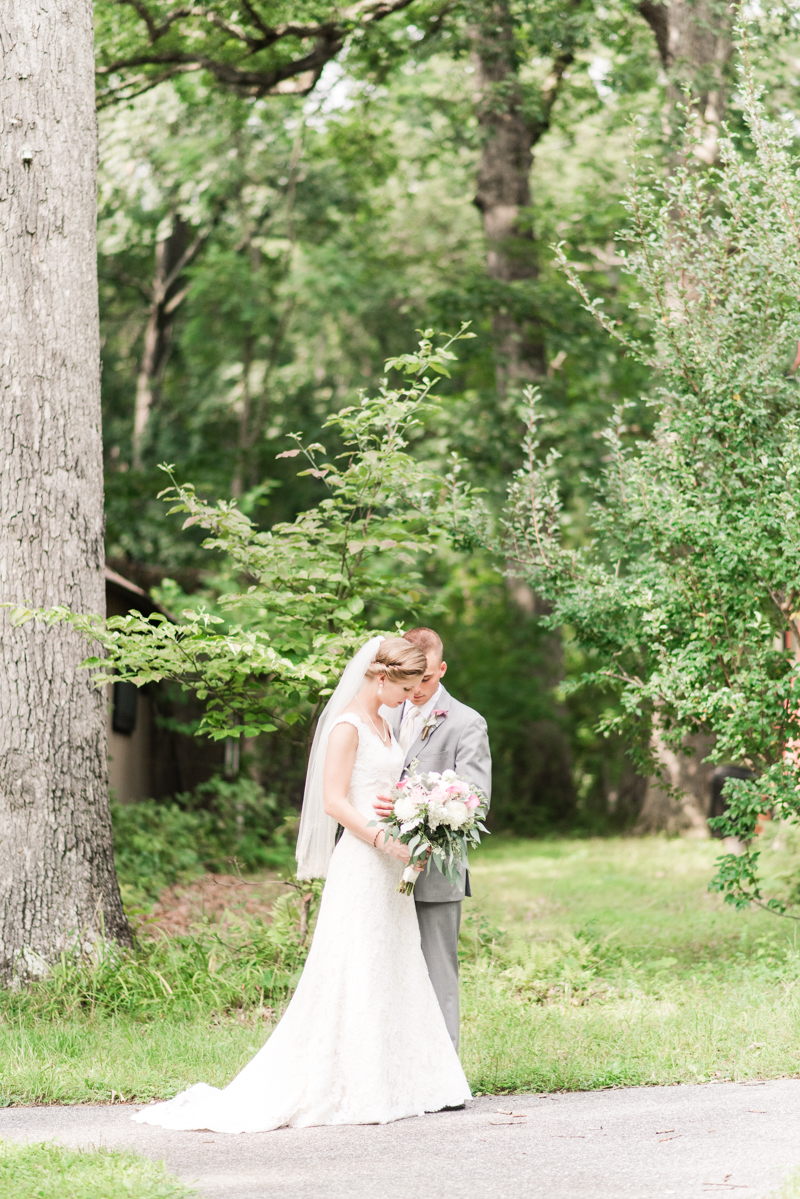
top-left (94, 0), bottom-right (418, 107)
top-left (7, 327), bottom-right (477, 742)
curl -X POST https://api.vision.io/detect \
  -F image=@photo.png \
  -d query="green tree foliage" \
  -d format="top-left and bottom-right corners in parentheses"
top-left (97, 7), bottom-right (655, 547)
top-left (94, 0), bottom-right (419, 107)
top-left (12, 330), bottom-right (477, 740)
top-left (90, 1), bottom-right (721, 836)
top-left (495, 38), bottom-right (800, 906)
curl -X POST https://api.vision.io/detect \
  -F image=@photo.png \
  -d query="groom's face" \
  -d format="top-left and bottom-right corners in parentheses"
top-left (410, 650), bottom-right (447, 706)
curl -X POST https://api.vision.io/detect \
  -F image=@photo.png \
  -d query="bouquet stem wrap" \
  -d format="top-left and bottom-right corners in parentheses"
top-left (399, 865), bottom-right (420, 896)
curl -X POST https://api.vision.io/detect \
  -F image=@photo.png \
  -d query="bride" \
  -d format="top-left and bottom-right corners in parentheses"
top-left (133, 636), bottom-right (471, 1133)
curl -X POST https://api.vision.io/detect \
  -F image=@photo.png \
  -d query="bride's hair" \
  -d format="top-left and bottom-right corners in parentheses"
top-left (365, 637), bottom-right (427, 681)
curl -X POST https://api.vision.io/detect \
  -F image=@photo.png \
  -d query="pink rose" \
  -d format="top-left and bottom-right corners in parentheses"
top-left (465, 794), bottom-right (480, 809)
top-left (433, 709), bottom-right (448, 718)
top-left (446, 780), bottom-right (469, 797)
top-left (396, 778), bottom-right (409, 789)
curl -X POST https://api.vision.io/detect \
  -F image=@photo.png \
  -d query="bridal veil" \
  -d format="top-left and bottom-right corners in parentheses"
top-left (295, 635), bottom-right (384, 880)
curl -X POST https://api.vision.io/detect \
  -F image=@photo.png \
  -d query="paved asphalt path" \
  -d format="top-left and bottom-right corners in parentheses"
top-left (1, 1081), bottom-right (800, 1198)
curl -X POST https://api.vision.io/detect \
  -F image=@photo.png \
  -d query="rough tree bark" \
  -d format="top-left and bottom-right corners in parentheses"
top-left (639, 0), bottom-right (733, 163)
top-left (470, 0), bottom-right (576, 394)
top-left (0, 0), bottom-right (131, 979)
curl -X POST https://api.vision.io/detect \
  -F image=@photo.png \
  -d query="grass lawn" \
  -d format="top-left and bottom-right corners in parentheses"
top-left (0, 1140), bottom-right (192, 1198)
top-left (2, 835), bottom-right (800, 1104)
top-left (462, 835), bottom-right (800, 1093)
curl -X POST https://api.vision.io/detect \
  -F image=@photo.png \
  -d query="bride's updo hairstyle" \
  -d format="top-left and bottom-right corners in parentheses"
top-left (365, 638), bottom-right (427, 682)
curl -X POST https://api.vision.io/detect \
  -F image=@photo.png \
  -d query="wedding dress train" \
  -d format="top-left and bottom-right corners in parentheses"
top-left (132, 712), bottom-right (471, 1133)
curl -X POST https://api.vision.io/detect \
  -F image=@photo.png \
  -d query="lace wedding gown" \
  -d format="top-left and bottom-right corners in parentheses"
top-left (132, 713), bottom-right (471, 1133)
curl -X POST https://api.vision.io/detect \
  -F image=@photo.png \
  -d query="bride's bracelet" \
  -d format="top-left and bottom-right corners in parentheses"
top-left (372, 829), bottom-right (382, 849)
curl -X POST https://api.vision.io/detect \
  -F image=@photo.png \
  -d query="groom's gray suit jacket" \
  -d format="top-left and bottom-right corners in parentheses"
top-left (384, 686), bottom-right (491, 903)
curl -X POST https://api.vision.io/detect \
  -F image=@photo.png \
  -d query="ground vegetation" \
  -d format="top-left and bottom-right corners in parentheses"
top-left (0, 836), bottom-right (798, 1104)
top-left (0, 1140), bottom-right (192, 1199)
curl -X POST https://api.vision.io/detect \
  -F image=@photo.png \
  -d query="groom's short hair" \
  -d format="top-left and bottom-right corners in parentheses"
top-left (403, 627), bottom-right (444, 662)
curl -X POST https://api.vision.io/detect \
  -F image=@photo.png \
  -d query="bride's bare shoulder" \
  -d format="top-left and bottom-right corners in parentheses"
top-left (337, 704), bottom-right (362, 719)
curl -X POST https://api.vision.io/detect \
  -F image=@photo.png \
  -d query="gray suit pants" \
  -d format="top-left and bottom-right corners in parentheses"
top-left (415, 899), bottom-right (461, 1050)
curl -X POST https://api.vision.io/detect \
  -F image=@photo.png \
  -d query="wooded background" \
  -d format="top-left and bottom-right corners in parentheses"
top-left (93, 0), bottom-right (763, 834)
top-left (9, 2), bottom-right (800, 959)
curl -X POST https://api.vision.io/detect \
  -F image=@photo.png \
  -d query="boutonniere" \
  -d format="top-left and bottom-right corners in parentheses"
top-left (421, 709), bottom-right (448, 741)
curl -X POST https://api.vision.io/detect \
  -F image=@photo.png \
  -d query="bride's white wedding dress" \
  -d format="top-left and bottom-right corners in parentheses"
top-left (132, 713), bottom-right (471, 1133)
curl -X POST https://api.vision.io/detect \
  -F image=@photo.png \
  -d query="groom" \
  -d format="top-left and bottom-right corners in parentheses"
top-left (376, 627), bottom-right (491, 1050)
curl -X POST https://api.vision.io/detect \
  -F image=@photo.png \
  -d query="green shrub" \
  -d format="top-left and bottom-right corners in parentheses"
top-left (111, 799), bottom-right (211, 901)
top-left (111, 774), bottom-right (297, 904)
top-left (175, 774), bottom-right (296, 874)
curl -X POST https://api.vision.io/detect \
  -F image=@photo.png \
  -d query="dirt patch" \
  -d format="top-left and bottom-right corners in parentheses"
top-left (137, 873), bottom-right (290, 937)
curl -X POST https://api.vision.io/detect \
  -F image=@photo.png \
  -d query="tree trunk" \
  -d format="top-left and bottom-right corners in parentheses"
top-left (469, 6), bottom-right (580, 818)
top-left (639, 0), bottom-right (733, 163)
top-left (470, 0), bottom-right (576, 394)
top-left (470, 1), bottom-right (542, 393)
top-left (231, 336), bottom-right (255, 499)
top-left (0, 0), bottom-right (131, 980)
top-left (635, 730), bottom-right (716, 837)
top-left (132, 215), bottom-right (192, 470)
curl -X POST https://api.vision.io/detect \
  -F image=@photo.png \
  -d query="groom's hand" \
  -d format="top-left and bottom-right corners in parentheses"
top-left (374, 793), bottom-right (394, 819)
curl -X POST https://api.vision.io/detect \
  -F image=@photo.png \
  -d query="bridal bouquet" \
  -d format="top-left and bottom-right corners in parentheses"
top-left (370, 768), bottom-right (489, 895)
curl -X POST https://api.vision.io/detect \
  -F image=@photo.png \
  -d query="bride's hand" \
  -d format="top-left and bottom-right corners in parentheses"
top-left (380, 834), bottom-right (411, 865)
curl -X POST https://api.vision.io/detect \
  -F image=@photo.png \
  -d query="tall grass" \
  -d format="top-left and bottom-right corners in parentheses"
top-left (1, 884), bottom-right (321, 1022)
top-left (462, 964), bottom-right (800, 1092)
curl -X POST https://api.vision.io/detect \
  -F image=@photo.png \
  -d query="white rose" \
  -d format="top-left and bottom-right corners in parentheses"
top-left (444, 800), bottom-right (468, 828)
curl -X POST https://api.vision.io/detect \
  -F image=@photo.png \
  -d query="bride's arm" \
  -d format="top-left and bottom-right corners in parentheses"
top-left (323, 724), bottom-right (410, 863)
